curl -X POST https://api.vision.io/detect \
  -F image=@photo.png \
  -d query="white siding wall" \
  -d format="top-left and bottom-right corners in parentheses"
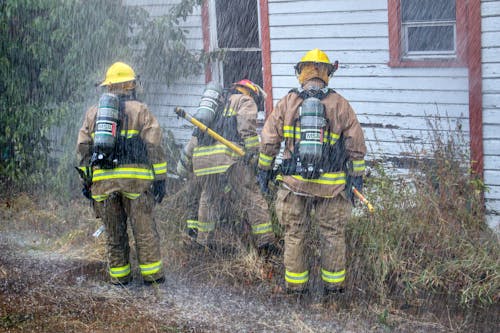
top-left (482, 0), bottom-right (500, 229)
top-left (125, 0), bottom-right (205, 146)
top-left (268, 0), bottom-right (470, 164)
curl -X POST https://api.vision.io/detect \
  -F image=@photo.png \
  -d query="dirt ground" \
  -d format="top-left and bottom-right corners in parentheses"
top-left (0, 194), bottom-right (491, 333)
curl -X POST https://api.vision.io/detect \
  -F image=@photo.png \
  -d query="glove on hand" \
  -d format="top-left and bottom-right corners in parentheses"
top-left (346, 176), bottom-right (363, 205)
top-left (257, 169), bottom-right (271, 196)
top-left (82, 185), bottom-right (92, 200)
top-left (152, 180), bottom-right (166, 203)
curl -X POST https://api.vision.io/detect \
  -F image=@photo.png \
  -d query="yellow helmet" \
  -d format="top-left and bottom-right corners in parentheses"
top-left (299, 48), bottom-right (331, 64)
top-left (100, 62), bottom-right (136, 87)
top-left (294, 48), bottom-right (338, 78)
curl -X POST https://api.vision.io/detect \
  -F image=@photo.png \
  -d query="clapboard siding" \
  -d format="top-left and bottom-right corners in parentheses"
top-left (268, 0), bottom-right (470, 179)
top-left (123, 0), bottom-right (498, 229)
top-left (127, 0), bottom-right (206, 146)
top-left (482, 0), bottom-right (500, 227)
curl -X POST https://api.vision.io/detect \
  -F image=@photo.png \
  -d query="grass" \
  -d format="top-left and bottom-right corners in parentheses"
top-left (1, 121), bottom-right (498, 332)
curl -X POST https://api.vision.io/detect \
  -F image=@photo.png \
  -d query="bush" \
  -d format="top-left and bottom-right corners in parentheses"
top-left (347, 117), bottom-right (499, 312)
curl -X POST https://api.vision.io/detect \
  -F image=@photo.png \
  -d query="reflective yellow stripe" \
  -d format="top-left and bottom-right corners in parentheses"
top-left (284, 126), bottom-right (339, 145)
top-left (193, 144), bottom-right (241, 158)
top-left (92, 194), bottom-right (109, 202)
top-left (327, 132), bottom-right (340, 145)
top-left (197, 221), bottom-right (215, 232)
top-left (186, 220), bottom-right (198, 229)
top-left (285, 270), bottom-right (309, 284)
top-left (92, 167), bottom-right (154, 181)
top-left (122, 191), bottom-right (141, 200)
top-left (110, 264), bottom-right (131, 278)
top-left (291, 172), bottom-right (346, 185)
top-left (321, 268), bottom-right (346, 284)
top-left (153, 162), bottom-right (167, 175)
top-left (91, 130), bottom-right (140, 139)
top-left (258, 153), bottom-right (273, 167)
top-left (120, 129), bottom-right (139, 138)
top-left (283, 125), bottom-right (300, 139)
top-left (223, 106), bottom-right (236, 116)
top-left (251, 222), bottom-right (273, 235)
top-left (193, 165), bottom-right (232, 176)
top-left (352, 160), bottom-right (366, 172)
top-left (244, 135), bottom-right (260, 148)
top-left (140, 260), bottom-right (162, 276)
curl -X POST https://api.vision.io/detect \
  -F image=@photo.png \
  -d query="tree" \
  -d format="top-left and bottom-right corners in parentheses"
top-left (0, 0), bottom-right (203, 194)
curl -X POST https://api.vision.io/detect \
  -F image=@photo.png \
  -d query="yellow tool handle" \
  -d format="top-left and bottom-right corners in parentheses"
top-left (174, 107), bottom-right (245, 157)
top-left (352, 187), bottom-right (375, 213)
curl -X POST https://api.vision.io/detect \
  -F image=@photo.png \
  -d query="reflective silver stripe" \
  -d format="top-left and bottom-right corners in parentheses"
top-left (110, 264), bottom-right (131, 278)
top-left (285, 270), bottom-right (309, 284)
top-left (197, 221), bottom-right (215, 232)
top-left (251, 222), bottom-right (273, 235)
top-left (140, 261), bottom-right (162, 276)
top-left (186, 219), bottom-right (198, 229)
top-left (321, 268), bottom-right (346, 284)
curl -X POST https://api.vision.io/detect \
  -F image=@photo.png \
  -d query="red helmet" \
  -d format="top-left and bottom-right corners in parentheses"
top-left (233, 79), bottom-right (266, 104)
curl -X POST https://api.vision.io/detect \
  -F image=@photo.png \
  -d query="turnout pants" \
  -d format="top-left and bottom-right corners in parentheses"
top-left (275, 188), bottom-right (351, 292)
top-left (94, 192), bottom-right (164, 283)
top-left (196, 163), bottom-right (275, 248)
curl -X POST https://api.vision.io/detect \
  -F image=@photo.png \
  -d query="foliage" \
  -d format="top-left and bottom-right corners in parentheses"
top-left (347, 119), bottom-right (499, 314)
top-left (0, 0), bottom-right (204, 194)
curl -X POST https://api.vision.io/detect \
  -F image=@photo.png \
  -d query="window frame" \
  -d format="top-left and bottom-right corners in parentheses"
top-left (388, 0), bottom-right (467, 67)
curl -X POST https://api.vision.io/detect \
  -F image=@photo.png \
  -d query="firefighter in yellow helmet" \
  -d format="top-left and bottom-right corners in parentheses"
top-left (257, 49), bottom-right (367, 298)
top-left (179, 79), bottom-right (278, 255)
top-left (76, 62), bottom-right (167, 285)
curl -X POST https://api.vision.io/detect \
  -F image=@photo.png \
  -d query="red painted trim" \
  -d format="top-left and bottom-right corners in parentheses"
top-left (388, 0), bottom-right (467, 67)
top-left (260, 0), bottom-right (273, 118)
top-left (201, 0), bottom-right (212, 83)
top-left (467, 0), bottom-right (483, 177)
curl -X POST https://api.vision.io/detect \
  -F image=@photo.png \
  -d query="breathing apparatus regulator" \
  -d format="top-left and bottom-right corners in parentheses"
top-left (91, 93), bottom-right (121, 169)
top-left (296, 96), bottom-right (327, 179)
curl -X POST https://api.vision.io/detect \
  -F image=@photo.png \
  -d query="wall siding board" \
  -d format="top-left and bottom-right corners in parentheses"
top-left (268, 0), bottom-right (388, 13)
top-left (271, 50), bottom-right (390, 64)
top-left (482, 0), bottom-right (500, 227)
top-left (270, 23), bottom-right (388, 38)
top-left (270, 12), bottom-right (388, 26)
top-left (123, 0), bottom-right (498, 229)
top-left (271, 37), bottom-right (389, 51)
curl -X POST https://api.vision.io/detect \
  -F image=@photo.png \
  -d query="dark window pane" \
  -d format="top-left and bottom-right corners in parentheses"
top-left (222, 51), bottom-right (263, 110)
top-left (402, 0), bottom-right (455, 22)
top-left (216, 0), bottom-right (259, 48)
top-left (407, 25), bottom-right (454, 51)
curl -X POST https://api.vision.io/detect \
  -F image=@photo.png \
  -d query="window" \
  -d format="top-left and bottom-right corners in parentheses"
top-left (211, 0), bottom-right (264, 111)
top-left (388, 0), bottom-right (467, 67)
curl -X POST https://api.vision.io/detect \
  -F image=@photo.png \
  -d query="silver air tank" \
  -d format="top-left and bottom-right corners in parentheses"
top-left (299, 97), bottom-right (326, 179)
top-left (93, 93), bottom-right (120, 165)
top-left (193, 81), bottom-right (223, 126)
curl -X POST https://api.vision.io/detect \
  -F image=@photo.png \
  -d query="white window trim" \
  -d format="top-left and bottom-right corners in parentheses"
top-left (208, 0), bottom-right (262, 84)
top-left (402, 20), bottom-right (457, 60)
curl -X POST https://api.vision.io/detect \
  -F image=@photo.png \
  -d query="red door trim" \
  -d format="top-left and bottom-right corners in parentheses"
top-left (260, 0), bottom-right (273, 117)
top-left (467, 0), bottom-right (483, 177)
top-left (201, 0), bottom-right (212, 83)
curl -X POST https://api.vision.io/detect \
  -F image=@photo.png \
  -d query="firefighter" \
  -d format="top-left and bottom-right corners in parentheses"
top-left (257, 49), bottom-right (367, 297)
top-left (183, 79), bottom-right (277, 254)
top-left (76, 62), bottom-right (167, 285)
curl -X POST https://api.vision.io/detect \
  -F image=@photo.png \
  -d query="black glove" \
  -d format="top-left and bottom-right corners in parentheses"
top-left (346, 176), bottom-right (363, 205)
top-left (152, 180), bottom-right (166, 203)
top-left (257, 169), bottom-right (271, 196)
top-left (82, 185), bottom-right (92, 200)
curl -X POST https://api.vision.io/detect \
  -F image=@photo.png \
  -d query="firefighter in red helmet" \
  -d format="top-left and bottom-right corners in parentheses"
top-left (179, 79), bottom-right (278, 255)
top-left (76, 62), bottom-right (166, 285)
top-left (258, 49), bottom-right (367, 299)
